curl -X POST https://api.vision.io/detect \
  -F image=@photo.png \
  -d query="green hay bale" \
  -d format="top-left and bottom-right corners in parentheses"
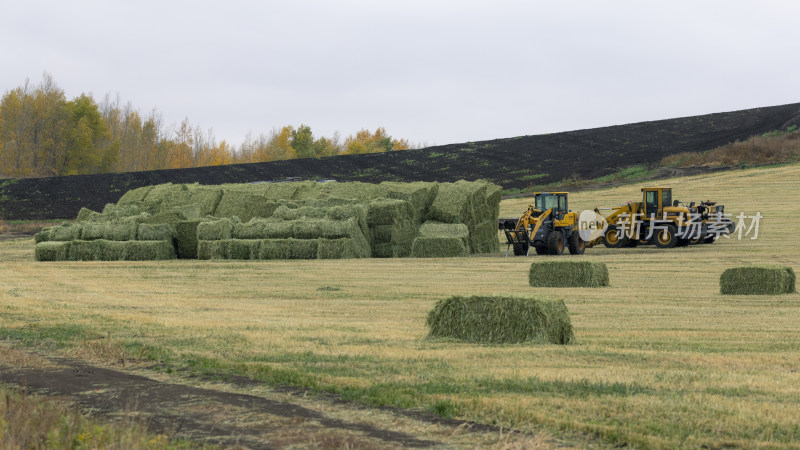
top-left (292, 220), bottom-right (323, 239)
top-left (260, 220), bottom-right (294, 239)
top-left (366, 198), bottom-right (414, 226)
top-left (197, 240), bottom-right (228, 259)
top-left (317, 182), bottom-right (387, 203)
top-left (81, 221), bottom-right (138, 241)
top-left (372, 243), bottom-right (395, 258)
top-left (98, 240), bottom-right (128, 260)
top-left (186, 184), bottom-right (223, 216)
top-left (122, 240), bottom-right (175, 260)
top-left (144, 183), bottom-right (192, 212)
top-left (137, 223), bottom-right (175, 241)
top-left (317, 238), bottom-right (369, 259)
top-left (426, 296), bottom-right (575, 344)
top-left (173, 204), bottom-right (201, 221)
top-left (484, 183), bottom-right (503, 221)
top-left (76, 207), bottom-right (101, 222)
top-left (528, 261), bottom-right (610, 288)
top-left (35, 241), bottom-right (70, 261)
top-left (427, 182), bottom-right (476, 225)
top-left (34, 227), bottom-right (54, 244)
top-left (52, 223), bottom-right (82, 241)
top-left (720, 266), bottom-right (796, 295)
top-left (117, 185), bottom-right (153, 206)
top-left (101, 203), bottom-right (143, 220)
top-left (470, 220), bottom-right (501, 254)
top-left (261, 182), bottom-right (302, 200)
top-left (256, 238), bottom-right (319, 260)
top-left (215, 190), bottom-right (279, 221)
top-left (418, 221), bottom-right (469, 240)
top-left (139, 210), bottom-right (187, 227)
top-left (410, 236), bottom-right (467, 258)
top-left (382, 181), bottom-right (439, 220)
top-left (197, 219), bottom-right (233, 240)
top-left (176, 220), bottom-right (202, 259)
top-left (67, 240), bottom-right (101, 261)
top-left (208, 239), bottom-right (262, 260)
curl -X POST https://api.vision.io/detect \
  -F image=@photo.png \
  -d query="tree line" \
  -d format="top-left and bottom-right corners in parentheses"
top-left (0, 74), bottom-right (414, 178)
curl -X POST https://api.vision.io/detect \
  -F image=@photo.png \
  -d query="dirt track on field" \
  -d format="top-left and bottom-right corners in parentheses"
top-left (0, 346), bottom-right (550, 449)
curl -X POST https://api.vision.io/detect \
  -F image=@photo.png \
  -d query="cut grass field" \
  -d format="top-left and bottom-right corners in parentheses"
top-left (1, 164), bottom-right (799, 448)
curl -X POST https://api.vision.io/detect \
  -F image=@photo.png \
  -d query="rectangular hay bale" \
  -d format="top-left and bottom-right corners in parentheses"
top-left (176, 220), bottom-right (202, 259)
top-left (720, 266), bottom-right (796, 295)
top-left (426, 295), bottom-right (574, 344)
top-left (197, 219), bottom-right (233, 240)
top-left (137, 223), bottom-right (175, 241)
top-left (528, 261), bottom-right (609, 287)
top-left (35, 241), bottom-right (70, 261)
top-left (410, 236), bottom-right (467, 258)
top-left (52, 224), bottom-right (82, 241)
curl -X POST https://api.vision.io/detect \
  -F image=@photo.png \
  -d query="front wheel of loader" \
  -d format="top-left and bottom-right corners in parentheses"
top-left (535, 246), bottom-right (548, 255)
top-left (603, 226), bottom-right (628, 248)
top-left (654, 224), bottom-right (680, 248)
top-left (547, 231), bottom-right (565, 255)
top-left (513, 242), bottom-right (529, 256)
top-left (568, 232), bottom-right (585, 255)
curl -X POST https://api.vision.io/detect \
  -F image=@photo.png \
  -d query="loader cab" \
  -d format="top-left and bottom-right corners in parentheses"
top-left (641, 187), bottom-right (672, 217)
top-left (534, 192), bottom-right (568, 220)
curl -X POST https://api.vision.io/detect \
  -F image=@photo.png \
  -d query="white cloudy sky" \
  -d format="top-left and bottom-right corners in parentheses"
top-left (1, 0), bottom-right (797, 147)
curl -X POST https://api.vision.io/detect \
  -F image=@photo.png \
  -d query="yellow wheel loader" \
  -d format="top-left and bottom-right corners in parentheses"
top-left (596, 187), bottom-right (735, 249)
top-left (499, 192), bottom-right (598, 256)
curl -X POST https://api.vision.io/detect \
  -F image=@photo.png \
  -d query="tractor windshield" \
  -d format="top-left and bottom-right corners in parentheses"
top-left (535, 194), bottom-right (561, 212)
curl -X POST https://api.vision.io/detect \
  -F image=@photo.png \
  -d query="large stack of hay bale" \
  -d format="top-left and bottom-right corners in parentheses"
top-left (34, 180), bottom-right (502, 261)
top-left (426, 295), bottom-right (575, 344)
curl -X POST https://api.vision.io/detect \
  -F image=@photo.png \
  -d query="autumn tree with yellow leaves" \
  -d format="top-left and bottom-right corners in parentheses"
top-left (0, 74), bottom-right (416, 178)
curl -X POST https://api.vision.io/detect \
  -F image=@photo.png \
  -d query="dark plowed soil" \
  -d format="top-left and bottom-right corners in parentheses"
top-left (1, 102), bottom-right (798, 220)
top-left (1, 350), bottom-right (521, 449)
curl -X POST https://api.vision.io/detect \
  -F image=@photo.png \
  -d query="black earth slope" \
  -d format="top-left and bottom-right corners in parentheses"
top-left (2, 102), bottom-right (799, 220)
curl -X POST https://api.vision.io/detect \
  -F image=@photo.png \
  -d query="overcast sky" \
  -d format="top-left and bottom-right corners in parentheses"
top-left (1, 0), bottom-right (798, 148)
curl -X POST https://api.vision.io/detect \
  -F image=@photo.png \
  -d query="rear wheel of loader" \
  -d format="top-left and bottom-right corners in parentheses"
top-left (654, 224), bottom-right (679, 248)
top-left (602, 226), bottom-right (628, 248)
top-left (568, 232), bottom-right (585, 255)
top-left (512, 242), bottom-right (529, 256)
top-left (547, 231), bottom-right (565, 255)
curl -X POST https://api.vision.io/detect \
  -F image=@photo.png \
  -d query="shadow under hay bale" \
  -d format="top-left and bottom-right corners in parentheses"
top-left (529, 261), bottom-right (609, 288)
top-left (720, 266), bottom-right (796, 295)
top-left (426, 296), bottom-right (574, 344)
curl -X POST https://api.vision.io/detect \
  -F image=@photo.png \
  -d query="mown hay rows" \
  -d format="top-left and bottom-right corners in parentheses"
top-left (426, 295), bottom-right (575, 344)
top-left (34, 180), bottom-right (502, 261)
top-left (720, 266), bottom-right (796, 295)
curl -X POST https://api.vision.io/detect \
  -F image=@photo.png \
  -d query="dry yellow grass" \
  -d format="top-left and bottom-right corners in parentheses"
top-left (1, 164), bottom-right (799, 448)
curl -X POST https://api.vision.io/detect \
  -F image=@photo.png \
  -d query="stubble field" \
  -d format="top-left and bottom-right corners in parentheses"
top-left (1, 164), bottom-right (799, 448)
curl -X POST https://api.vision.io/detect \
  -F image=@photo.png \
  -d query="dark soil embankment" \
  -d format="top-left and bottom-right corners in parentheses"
top-left (1, 102), bottom-right (798, 220)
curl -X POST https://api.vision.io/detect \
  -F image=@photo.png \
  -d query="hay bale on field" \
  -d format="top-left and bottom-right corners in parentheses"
top-left (186, 184), bottom-right (223, 216)
top-left (52, 223), bottom-right (82, 241)
top-left (35, 241), bottom-right (70, 261)
top-left (117, 185), bottom-right (153, 206)
top-left (382, 181), bottom-right (439, 220)
top-left (215, 190), bottom-right (278, 221)
top-left (139, 210), bottom-right (187, 227)
top-left (137, 223), bottom-right (175, 241)
top-left (411, 237), bottom-right (467, 258)
top-left (81, 221), bottom-right (138, 241)
top-left (410, 221), bottom-right (469, 258)
top-left (426, 296), bottom-right (574, 344)
top-left (76, 207), bottom-right (101, 222)
top-left (470, 220), bottom-right (501, 254)
top-left (176, 220), bottom-right (202, 259)
top-left (528, 261), bottom-right (609, 287)
top-left (720, 266), bottom-right (796, 295)
top-left (68, 240), bottom-right (175, 261)
top-left (35, 227), bottom-right (54, 243)
top-left (197, 218), bottom-right (233, 240)
top-left (101, 203), bottom-right (143, 220)
top-left (367, 198), bottom-right (415, 226)
top-left (317, 238), bottom-right (370, 259)
top-left (428, 180), bottom-right (484, 225)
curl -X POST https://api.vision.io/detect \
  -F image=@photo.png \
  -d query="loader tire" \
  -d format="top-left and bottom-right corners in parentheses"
top-left (535, 246), bottom-right (548, 255)
top-left (602, 226), bottom-right (628, 248)
top-left (568, 232), bottom-right (585, 255)
top-left (546, 231), bottom-right (565, 255)
top-left (513, 242), bottom-right (529, 256)
top-left (654, 224), bottom-right (680, 248)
